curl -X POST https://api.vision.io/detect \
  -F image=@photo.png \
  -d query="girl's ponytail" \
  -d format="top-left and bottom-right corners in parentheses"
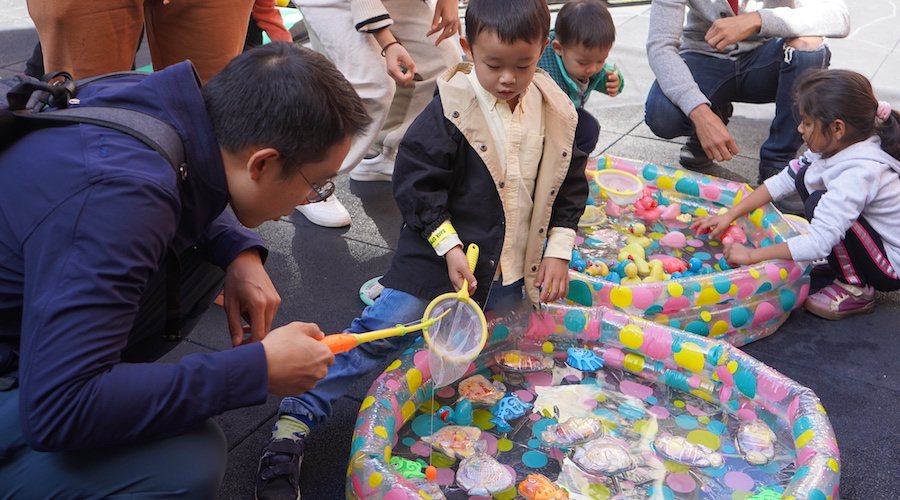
top-left (877, 107), bottom-right (900, 161)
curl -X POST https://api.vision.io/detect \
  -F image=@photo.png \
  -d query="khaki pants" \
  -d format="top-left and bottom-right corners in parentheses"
top-left (27, 0), bottom-right (254, 82)
top-left (298, 0), bottom-right (462, 173)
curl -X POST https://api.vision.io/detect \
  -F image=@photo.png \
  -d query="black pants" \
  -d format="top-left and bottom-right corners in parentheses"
top-left (796, 166), bottom-right (900, 291)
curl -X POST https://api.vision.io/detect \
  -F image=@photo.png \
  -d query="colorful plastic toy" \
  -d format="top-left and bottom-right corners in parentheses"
top-left (564, 347), bottom-right (604, 371)
top-left (489, 393), bottom-right (533, 432)
top-left (518, 473), bottom-right (570, 500)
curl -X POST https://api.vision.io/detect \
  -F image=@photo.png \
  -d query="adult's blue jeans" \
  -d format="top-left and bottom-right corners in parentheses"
top-left (0, 388), bottom-right (226, 499)
top-left (279, 279), bottom-right (525, 426)
top-left (644, 38), bottom-right (831, 181)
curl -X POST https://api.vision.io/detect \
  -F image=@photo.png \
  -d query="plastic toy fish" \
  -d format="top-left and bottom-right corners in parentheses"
top-left (518, 473), bottom-right (570, 500)
top-left (455, 441), bottom-right (515, 496)
top-left (573, 436), bottom-right (635, 475)
top-left (489, 393), bottom-right (533, 432)
top-left (653, 435), bottom-right (724, 468)
top-left (390, 456), bottom-right (428, 479)
top-left (421, 425), bottom-right (482, 460)
top-left (494, 350), bottom-right (555, 373)
top-left (565, 347), bottom-right (604, 372)
top-left (541, 417), bottom-right (606, 447)
top-left (437, 399), bottom-right (473, 426)
top-left (457, 374), bottom-right (506, 405)
top-left (737, 420), bottom-right (777, 464)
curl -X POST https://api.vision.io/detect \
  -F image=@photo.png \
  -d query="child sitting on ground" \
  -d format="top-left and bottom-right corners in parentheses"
top-left (254, 0), bottom-right (588, 497)
top-left (692, 69), bottom-right (900, 320)
top-left (537, 0), bottom-right (623, 156)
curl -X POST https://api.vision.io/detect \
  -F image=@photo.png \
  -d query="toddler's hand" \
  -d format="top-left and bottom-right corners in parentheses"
top-left (536, 257), bottom-right (569, 303)
top-left (445, 245), bottom-right (476, 294)
top-left (691, 213), bottom-right (734, 240)
top-left (606, 68), bottom-right (620, 97)
top-left (723, 242), bottom-right (756, 267)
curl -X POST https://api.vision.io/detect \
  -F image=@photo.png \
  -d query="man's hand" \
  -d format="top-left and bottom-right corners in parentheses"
top-left (536, 257), bottom-right (569, 303)
top-left (445, 245), bottom-right (476, 294)
top-left (261, 322), bottom-right (334, 396)
top-left (705, 12), bottom-right (762, 52)
top-left (605, 67), bottom-right (621, 97)
top-left (689, 104), bottom-right (739, 162)
top-left (223, 248), bottom-right (281, 347)
top-left (428, 0), bottom-right (461, 45)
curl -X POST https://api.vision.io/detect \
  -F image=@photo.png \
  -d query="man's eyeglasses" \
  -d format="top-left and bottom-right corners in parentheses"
top-left (298, 170), bottom-right (335, 204)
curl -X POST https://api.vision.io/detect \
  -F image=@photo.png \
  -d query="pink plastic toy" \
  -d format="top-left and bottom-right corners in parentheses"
top-left (633, 189), bottom-right (661, 219)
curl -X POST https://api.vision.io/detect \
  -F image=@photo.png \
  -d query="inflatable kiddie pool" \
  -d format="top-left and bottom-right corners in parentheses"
top-left (346, 303), bottom-right (839, 499)
top-left (567, 156), bottom-right (811, 347)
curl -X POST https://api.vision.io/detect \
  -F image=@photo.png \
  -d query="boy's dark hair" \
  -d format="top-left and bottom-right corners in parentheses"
top-left (794, 69), bottom-right (900, 160)
top-left (465, 0), bottom-right (549, 46)
top-left (202, 42), bottom-right (370, 177)
top-left (555, 0), bottom-right (615, 50)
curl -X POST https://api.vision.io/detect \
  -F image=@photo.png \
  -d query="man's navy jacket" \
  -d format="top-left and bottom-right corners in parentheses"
top-left (0, 62), bottom-right (269, 451)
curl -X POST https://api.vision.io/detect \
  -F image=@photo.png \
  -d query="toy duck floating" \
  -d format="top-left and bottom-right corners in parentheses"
top-left (633, 189), bottom-right (661, 219)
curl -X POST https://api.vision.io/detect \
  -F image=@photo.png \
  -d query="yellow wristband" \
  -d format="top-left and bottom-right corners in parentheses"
top-left (427, 221), bottom-right (457, 248)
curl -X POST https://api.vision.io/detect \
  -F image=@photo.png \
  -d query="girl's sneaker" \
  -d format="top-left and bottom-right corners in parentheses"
top-left (804, 280), bottom-right (875, 320)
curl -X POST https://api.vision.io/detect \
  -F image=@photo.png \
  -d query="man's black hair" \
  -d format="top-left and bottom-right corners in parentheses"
top-left (555, 0), bottom-right (616, 50)
top-left (464, 0), bottom-right (550, 46)
top-left (202, 42), bottom-right (370, 177)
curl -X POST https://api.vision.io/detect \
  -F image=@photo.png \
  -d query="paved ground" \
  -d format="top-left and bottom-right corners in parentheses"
top-left (2, 1), bottom-right (899, 498)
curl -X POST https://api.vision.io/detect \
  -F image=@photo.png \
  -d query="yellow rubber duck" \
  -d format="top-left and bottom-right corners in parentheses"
top-left (643, 259), bottom-right (669, 282)
top-left (625, 223), bottom-right (652, 248)
top-left (617, 243), bottom-right (651, 275)
top-left (620, 262), bottom-right (643, 284)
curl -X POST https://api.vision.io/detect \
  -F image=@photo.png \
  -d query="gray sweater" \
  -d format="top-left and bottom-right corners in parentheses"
top-left (647, 0), bottom-right (850, 116)
top-left (764, 137), bottom-right (900, 269)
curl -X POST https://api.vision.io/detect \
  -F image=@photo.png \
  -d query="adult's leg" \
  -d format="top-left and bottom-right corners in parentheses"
top-left (0, 388), bottom-right (227, 499)
top-left (123, 246), bottom-right (225, 362)
top-left (144, 0), bottom-right (254, 83)
top-left (296, 0), bottom-right (394, 175)
top-left (376, 0), bottom-right (462, 160)
top-left (644, 52), bottom-right (736, 140)
top-left (25, 0), bottom-right (144, 79)
top-left (736, 37), bottom-right (831, 181)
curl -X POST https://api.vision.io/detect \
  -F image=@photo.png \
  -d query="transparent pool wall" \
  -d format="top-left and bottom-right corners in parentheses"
top-left (567, 155), bottom-right (812, 347)
top-left (346, 304), bottom-right (840, 500)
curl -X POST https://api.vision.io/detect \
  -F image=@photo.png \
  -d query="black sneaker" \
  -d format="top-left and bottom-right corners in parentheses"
top-left (255, 437), bottom-right (305, 500)
top-left (679, 136), bottom-right (714, 171)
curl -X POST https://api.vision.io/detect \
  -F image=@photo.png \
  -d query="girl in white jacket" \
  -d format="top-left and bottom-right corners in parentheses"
top-left (693, 69), bottom-right (900, 320)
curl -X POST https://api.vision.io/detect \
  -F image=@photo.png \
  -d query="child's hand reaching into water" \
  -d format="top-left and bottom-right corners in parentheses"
top-left (691, 211), bottom-right (736, 240)
top-left (722, 242), bottom-right (755, 267)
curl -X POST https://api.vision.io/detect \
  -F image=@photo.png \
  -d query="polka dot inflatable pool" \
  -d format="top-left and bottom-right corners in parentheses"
top-left (346, 304), bottom-right (839, 500)
top-left (567, 156), bottom-right (812, 347)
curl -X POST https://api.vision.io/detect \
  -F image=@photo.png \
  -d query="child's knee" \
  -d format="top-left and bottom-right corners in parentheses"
top-left (785, 36), bottom-right (825, 52)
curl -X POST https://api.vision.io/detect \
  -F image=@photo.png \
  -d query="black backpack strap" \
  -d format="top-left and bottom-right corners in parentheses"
top-left (17, 106), bottom-right (188, 342)
top-left (16, 106), bottom-right (186, 175)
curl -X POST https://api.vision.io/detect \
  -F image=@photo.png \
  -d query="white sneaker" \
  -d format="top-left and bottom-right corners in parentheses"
top-left (349, 153), bottom-right (393, 182)
top-left (295, 195), bottom-right (351, 227)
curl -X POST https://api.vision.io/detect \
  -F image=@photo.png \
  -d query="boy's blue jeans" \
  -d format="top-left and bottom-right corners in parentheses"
top-left (279, 280), bottom-right (524, 427)
top-left (644, 37), bottom-right (831, 181)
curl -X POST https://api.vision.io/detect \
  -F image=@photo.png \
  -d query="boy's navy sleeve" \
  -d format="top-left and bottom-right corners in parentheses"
top-left (392, 98), bottom-right (462, 238)
top-left (16, 171), bottom-right (268, 452)
top-left (550, 138), bottom-right (589, 231)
